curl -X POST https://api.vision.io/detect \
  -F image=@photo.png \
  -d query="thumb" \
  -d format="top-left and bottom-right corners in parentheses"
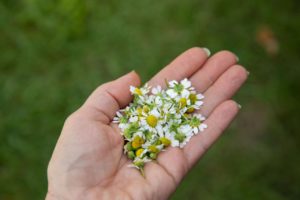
top-left (83, 71), bottom-right (141, 123)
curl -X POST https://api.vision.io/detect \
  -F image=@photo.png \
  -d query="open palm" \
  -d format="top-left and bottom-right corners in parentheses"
top-left (46, 48), bottom-right (248, 200)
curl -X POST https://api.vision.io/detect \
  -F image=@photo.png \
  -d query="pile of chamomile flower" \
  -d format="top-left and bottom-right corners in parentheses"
top-left (113, 78), bottom-right (207, 172)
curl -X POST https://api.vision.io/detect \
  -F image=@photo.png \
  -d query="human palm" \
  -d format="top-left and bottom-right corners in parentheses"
top-left (47, 48), bottom-right (248, 200)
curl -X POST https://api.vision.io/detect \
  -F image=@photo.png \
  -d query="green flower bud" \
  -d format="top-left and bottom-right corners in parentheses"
top-left (127, 151), bottom-right (135, 160)
top-left (134, 161), bottom-right (144, 168)
top-left (123, 129), bottom-right (132, 139)
top-left (125, 142), bottom-right (133, 151)
top-left (160, 137), bottom-right (171, 147)
top-left (155, 140), bottom-right (162, 145)
top-left (145, 131), bottom-right (153, 141)
top-left (150, 152), bottom-right (157, 160)
top-left (175, 133), bottom-right (186, 142)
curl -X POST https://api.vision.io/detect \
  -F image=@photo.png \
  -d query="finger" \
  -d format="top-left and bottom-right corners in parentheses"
top-left (190, 50), bottom-right (238, 92)
top-left (82, 71), bottom-right (141, 123)
top-left (144, 161), bottom-right (179, 200)
top-left (145, 146), bottom-right (188, 188)
top-left (146, 100), bottom-right (241, 189)
top-left (201, 65), bottom-right (248, 117)
top-left (184, 100), bottom-right (240, 167)
top-left (145, 50), bottom-right (238, 188)
top-left (147, 47), bottom-right (210, 87)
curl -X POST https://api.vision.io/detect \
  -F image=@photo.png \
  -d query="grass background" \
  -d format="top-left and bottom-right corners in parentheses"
top-left (1, 0), bottom-right (300, 199)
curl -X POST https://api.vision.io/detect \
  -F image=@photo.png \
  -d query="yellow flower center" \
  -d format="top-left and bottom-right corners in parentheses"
top-left (132, 136), bottom-right (145, 149)
top-left (136, 107), bottom-right (143, 115)
top-left (148, 145), bottom-right (159, 153)
top-left (143, 105), bottom-right (150, 113)
top-left (189, 94), bottom-right (197, 104)
top-left (134, 88), bottom-right (142, 95)
top-left (183, 113), bottom-right (190, 118)
top-left (179, 98), bottom-right (187, 108)
top-left (136, 148), bottom-right (144, 157)
top-left (159, 137), bottom-right (171, 147)
top-left (186, 107), bottom-right (195, 113)
top-left (146, 115), bottom-right (158, 127)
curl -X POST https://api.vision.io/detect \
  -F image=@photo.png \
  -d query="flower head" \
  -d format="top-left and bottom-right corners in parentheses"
top-left (114, 78), bottom-right (207, 171)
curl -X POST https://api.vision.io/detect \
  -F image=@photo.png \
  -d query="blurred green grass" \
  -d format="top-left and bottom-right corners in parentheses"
top-left (1, 0), bottom-right (300, 199)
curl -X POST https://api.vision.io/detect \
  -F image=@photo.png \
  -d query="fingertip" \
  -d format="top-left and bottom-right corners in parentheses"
top-left (130, 70), bottom-right (142, 86)
top-left (147, 47), bottom-right (209, 87)
top-left (206, 100), bottom-right (240, 124)
top-left (228, 65), bottom-right (249, 85)
top-left (186, 46), bottom-right (210, 59)
top-left (183, 99), bottom-right (241, 167)
top-left (115, 71), bottom-right (141, 90)
top-left (202, 47), bottom-right (211, 57)
top-left (214, 50), bottom-right (238, 64)
top-left (220, 100), bottom-right (240, 117)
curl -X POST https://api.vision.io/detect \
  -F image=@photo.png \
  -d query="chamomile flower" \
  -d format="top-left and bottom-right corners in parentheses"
top-left (190, 114), bottom-right (207, 134)
top-left (129, 116), bottom-right (139, 123)
top-left (160, 132), bottom-right (176, 147)
top-left (140, 109), bottom-right (163, 132)
top-left (113, 111), bottom-right (128, 129)
top-left (166, 78), bottom-right (193, 98)
top-left (177, 124), bottom-right (194, 148)
top-left (130, 84), bottom-right (150, 96)
top-left (114, 78), bottom-right (208, 171)
top-left (188, 92), bottom-right (204, 109)
top-left (142, 142), bottom-right (164, 158)
top-left (128, 157), bottom-right (151, 170)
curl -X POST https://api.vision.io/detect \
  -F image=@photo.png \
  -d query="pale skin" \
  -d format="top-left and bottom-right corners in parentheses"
top-left (46, 48), bottom-right (248, 200)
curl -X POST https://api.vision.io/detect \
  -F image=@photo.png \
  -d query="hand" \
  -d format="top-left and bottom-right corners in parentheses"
top-left (46, 48), bottom-right (248, 200)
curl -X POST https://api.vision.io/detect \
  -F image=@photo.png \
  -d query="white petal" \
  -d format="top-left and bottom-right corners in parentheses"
top-left (169, 80), bottom-right (178, 87)
top-left (171, 140), bottom-right (180, 147)
top-left (181, 78), bottom-right (191, 88)
top-left (134, 132), bottom-right (144, 138)
top-left (152, 86), bottom-right (161, 94)
top-left (157, 144), bottom-right (164, 150)
top-left (128, 116), bottom-right (135, 122)
top-left (186, 99), bottom-right (191, 105)
top-left (195, 101), bottom-right (204, 106)
top-left (200, 124), bottom-right (208, 131)
top-left (181, 89), bottom-right (190, 98)
top-left (166, 89), bottom-right (178, 98)
top-left (196, 94), bottom-right (204, 100)
top-left (157, 124), bottom-right (164, 135)
top-left (150, 109), bottom-right (160, 117)
top-left (193, 127), bottom-right (199, 134)
top-left (129, 86), bottom-right (136, 93)
top-left (116, 111), bottom-right (122, 117)
top-left (155, 96), bottom-right (162, 105)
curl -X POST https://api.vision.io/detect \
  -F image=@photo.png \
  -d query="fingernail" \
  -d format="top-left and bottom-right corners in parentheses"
top-left (235, 55), bottom-right (239, 62)
top-left (202, 48), bottom-right (211, 57)
top-left (237, 103), bottom-right (242, 109)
